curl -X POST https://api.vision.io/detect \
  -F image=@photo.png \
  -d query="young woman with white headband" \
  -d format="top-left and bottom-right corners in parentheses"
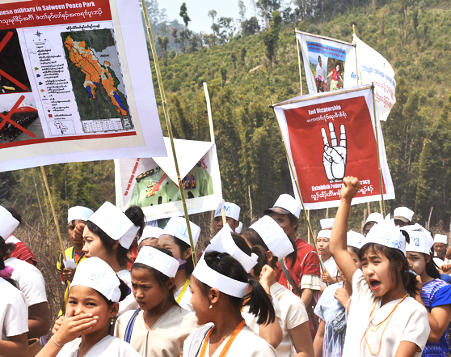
top-left (242, 216), bottom-right (314, 357)
top-left (329, 177), bottom-right (430, 357)
top-left (183, 251), bottom-right (277, 356)
top-left (37, 257), bottom-right (139, 357)
top-left (114, 246), bottom-right (199, 356)
top-left (404, 224), bottom-right (451, 357)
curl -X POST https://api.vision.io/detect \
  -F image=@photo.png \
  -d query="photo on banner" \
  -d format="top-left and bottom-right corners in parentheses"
top-left (115, 138), bottom-right (223, 220)
top-left (0, 0), bottom-right (166, 172)
top-left (273, 85), bottom-right (394, 210)
top-left (296, 31), bottom-right (354, 94)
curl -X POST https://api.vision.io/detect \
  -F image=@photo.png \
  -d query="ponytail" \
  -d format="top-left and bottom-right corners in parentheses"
top-left (244, 278), bottom-right (276, 326)
top-left (425, 254), bottom-right (441, 279)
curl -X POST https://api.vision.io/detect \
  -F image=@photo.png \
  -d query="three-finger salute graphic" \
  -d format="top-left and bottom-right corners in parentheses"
top-left (321, 122), bottom-right (347, 182)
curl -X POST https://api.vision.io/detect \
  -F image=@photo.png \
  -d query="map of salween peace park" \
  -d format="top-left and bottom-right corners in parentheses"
top-left (61, 29), bottom-right (133, 128)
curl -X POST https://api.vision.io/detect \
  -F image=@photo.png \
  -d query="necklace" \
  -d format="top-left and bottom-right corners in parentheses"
top-left (199, 320), bottom-right (246, 357)
top-left (364, 294), bottom-right (408, 355)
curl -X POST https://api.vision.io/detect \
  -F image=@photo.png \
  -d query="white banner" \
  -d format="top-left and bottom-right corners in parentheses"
top-left (0, 0), bottom-right (166, 172)
top-left (115, 138), bottom-right (223, 220)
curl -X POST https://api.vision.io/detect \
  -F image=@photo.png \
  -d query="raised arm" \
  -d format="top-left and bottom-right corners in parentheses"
top-left (329, 176), bottom-right (361, 283)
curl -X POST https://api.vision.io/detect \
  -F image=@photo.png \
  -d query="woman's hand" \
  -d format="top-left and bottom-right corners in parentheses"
top-left (334, 286), bottom-right (350, 308)
top-left (52, 310), bottom-right (99, 346)
top-left (340, 177), bottom-right (361, 202)
top-left (259, 265), bottom-right (276, 293)
top-left (321, 270), bottom-right (333, 283)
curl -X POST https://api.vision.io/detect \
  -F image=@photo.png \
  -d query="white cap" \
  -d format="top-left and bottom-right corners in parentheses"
top-left (138, 226), bottom-right (163, 246)
top-left (434, 234), bottom-right (448, 245)
top-left (365, 213), bottom-right (383, 225)
top-left (193, 258), bottom-right (249, 298)
top-left (71, 257), bottom-right (121, 302)
top-left (235, 222), bottom-right (243, 234)
top-left (161, 217), bottom-right (200, 247)
top-left (206, 225), bottom-right (258, 273)
top-left (366, 220), bottom-right (407, 256)
top-left (347, 231), bottom-right (364, 249)
top-left (214, 202), bottom-right (240, 221)
top-left (264, 194), bottom-right (302, 218)
top-left (317, 230), bottom-right (331, 239)
top-left (135, 246), bottom-right (179, 278)
top-left (404, 224), bottom-right (434, 255)
top-left (89, 202), bottom-right (139, 249)
top-left (320, 218), bottom-right (335, 229)
top-left (68, 206), bottom-right (94, 224)
top-left (394, 207), bottom-right (414, 223)
top-left (0, 206), bottom-right (19, 240)
top-left (250, 215), bottom-right (294, 259)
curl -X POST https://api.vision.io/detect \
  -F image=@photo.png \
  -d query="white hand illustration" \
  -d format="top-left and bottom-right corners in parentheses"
top-left (321, 122), bottom-right (347, 183)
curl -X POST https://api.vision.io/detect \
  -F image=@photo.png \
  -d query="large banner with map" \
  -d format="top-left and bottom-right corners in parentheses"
top-left (0, 0), bottom-right (166, 172)
top-left (115, 138), bottom-right (223, 220)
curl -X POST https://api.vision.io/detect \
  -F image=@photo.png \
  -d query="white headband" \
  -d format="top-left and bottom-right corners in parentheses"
top-left (320, 218), bottom-right (335, 230)
top-left (134, 246), bottom-right (179, 278)
top-left (70, 257), bottom-right (121, 302)
top-left (161, 217), bottom-right (200, 247)
top-left (249, 215), bottom-right (294, 259)
top-left (68, 206), bottom-right (94, 224)
top-left (269, 194), bottom-right (302, 218)
top-left (138, 226), bottom-right (163, 246)
top-left (89, 202), bottom-right (140, 249)
top-left (347, 230), bottom-right (364, 249)
top-left (193, 258), bottom-right (249, 298)
top-left (0, 206), bottom-right (19, 240)
top-left (214, 202), bottom-right (241, 221)
top-left (404, 224), bottom-right (433, 255)
top-left (365, 221), bottom-right (406, 255)
top-left (235, 222), bottom-right (243, 234)
top-left (317, 230), bottom-right (331, 239)
top-left (206, 225), bottom-right (258, 273)
top-left (434, 234), bottom-right (448, 245)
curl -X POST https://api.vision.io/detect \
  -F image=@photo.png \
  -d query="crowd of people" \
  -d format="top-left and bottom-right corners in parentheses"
top-left (1, 176), bottom-right (451, 356)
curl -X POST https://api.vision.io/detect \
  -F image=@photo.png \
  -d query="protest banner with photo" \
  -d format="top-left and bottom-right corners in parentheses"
top-left (296, 31), bottom-right (355, 95)
top-left (273, 85), bottom-right (394, 210)
top-left (344, 35), bottom-right (396, 121)
top-left (0, 0), bottom-right (166, 172)
top-left (115, 138), bottom-right (223, 220)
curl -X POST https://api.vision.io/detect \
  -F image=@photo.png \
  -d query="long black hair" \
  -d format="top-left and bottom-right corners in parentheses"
top-left (0, 238), bottom-right (17, 287)
top-left (200, 251), bottom-right (275, 325)
top-left (425, 254), bottom-right (441, 279)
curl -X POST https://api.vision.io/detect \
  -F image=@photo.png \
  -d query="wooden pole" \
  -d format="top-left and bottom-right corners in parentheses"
top-left (371, 84), bottom-right (386, 216)
top-left (307, 209), bottom-right (310, 244)
top-left (352, 25), bottom-right (359, 86)
top-left (295, 29), bottom-right (303, 95)
top-left (203, 82), bottom-right (215, 144)
top-left (221, 200), bottom-right (227, 227)
top-left (40, 166), bottom-right (66, 260)
top-left (141, 0), bottom-right (197, 265)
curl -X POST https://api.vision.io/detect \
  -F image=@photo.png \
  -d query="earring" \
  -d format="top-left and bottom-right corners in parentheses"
top-left (209, 305), bottom-right (212, 309)
top-left (110, 318), bottom-right (114, 325)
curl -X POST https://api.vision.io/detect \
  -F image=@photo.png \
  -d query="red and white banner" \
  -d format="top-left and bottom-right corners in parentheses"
top-left (273, 85), bottom-right (394, 210)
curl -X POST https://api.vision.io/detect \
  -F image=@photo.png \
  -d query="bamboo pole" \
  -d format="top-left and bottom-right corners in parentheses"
top-left (40, 166), bottom-right (66, 260)
top-left (352, 25), bottom-right (359, 86)
top-left (371, 84), bottom-right (386, 216)
top-left (221, 200), bottom-right (227, 227)
top-left (307, 209), bottom-right (310, 244)
top-left (203, 82), bottom-right (215, 144)
top-left (295, 29), bottom-right (303, 95)
top-left (141, 0), bottom-right (197, 265)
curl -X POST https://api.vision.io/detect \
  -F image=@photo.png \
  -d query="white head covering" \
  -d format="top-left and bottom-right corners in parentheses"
top-left (138, 226), bottom-right (163, 246)
top-left (70, 257), bottom-right (121, 302)
top-left (404, 224), bottom-right (434, 255)
top-left (0, 206), bottom-right (19, 240)
top-left (161, 217), bottom-right (200, 247)
top-left (365, 220), bottom-right (407, 255)
top-left (264, 194), bottom-right (302, 218)
top-left (365, 213), bottom-right (383, 225)
top-left (68, 206), bottom-right (94, 224)
top-left (193, 258), bottom-right (249, 298)
top-left (88, 202), bottom-right (140, 249)
top-left (433, 234), bottom-right (448, 245)
top-left (394, 207), bottom-right (414, 223)
top-left (235, 222), bottom-right (243, 234)
top-left (317, 230), bottom-right (332, 239)
top-left (249, 215), bottom-right (294, 259)
top-left (320, 218), bottom-right (335, 230)
top-left (206, 225), bottom-right (258, 273)
top-left (135, 246), bottom-right (179, 278)
top-left (214, 202), bottom-right (241, 221)
top-left (347, 231), bottom-right (364, 249)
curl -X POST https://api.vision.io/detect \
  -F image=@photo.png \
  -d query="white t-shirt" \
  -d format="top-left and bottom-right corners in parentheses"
top-left (0, 277), bottom-right (28, 340)
top-left (270, 282), bottom-right (309, 357)
top-left (242, 294), bottom-right (283, 338)
top-left (5, 257), bottom-right (47, 306)
top-left (174, 281), bottom-right (193, 311)
top-left (57, 335), bottom-right (141, 357)
top-left (183, 324), bottom-right (277, 357)
top-left (316, 63), bottom-right (324, 79)
top-left (343, 269), bottom-right (430, 357)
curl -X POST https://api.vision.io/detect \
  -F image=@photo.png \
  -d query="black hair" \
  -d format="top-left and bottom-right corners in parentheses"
top-left (425, 254), bottom-right (441, 279)
top-left (98, 277), bottom-right (129, 336)
top-left (335, 63), bottom-right (341, 71)
top-left (131, 247), bottom-right (177, 306)
top-left (359, 233), bottom-right (419, 297)
top-left (200, 251), bottom-right (275, 325)
top-left (347, 246), bottom-right (360, 255)
top-left (0, 239), bottom-right (18, 287)
top-left (172, 238), bottom-right (194, 276)
top-left (249, 244), bottom-right (268, 277)
top-left (231, 233), bottom-right (252, 256)
top-left (5, 207), bottom-right (21, 224)
top-left (124, 206), bottom-right (145, 239)
top-left (318, 55), bottom-right (321, 61)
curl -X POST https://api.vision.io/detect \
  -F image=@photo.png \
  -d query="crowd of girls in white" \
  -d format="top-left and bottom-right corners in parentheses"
top-left (2, 176), bottom-right (451, 356)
